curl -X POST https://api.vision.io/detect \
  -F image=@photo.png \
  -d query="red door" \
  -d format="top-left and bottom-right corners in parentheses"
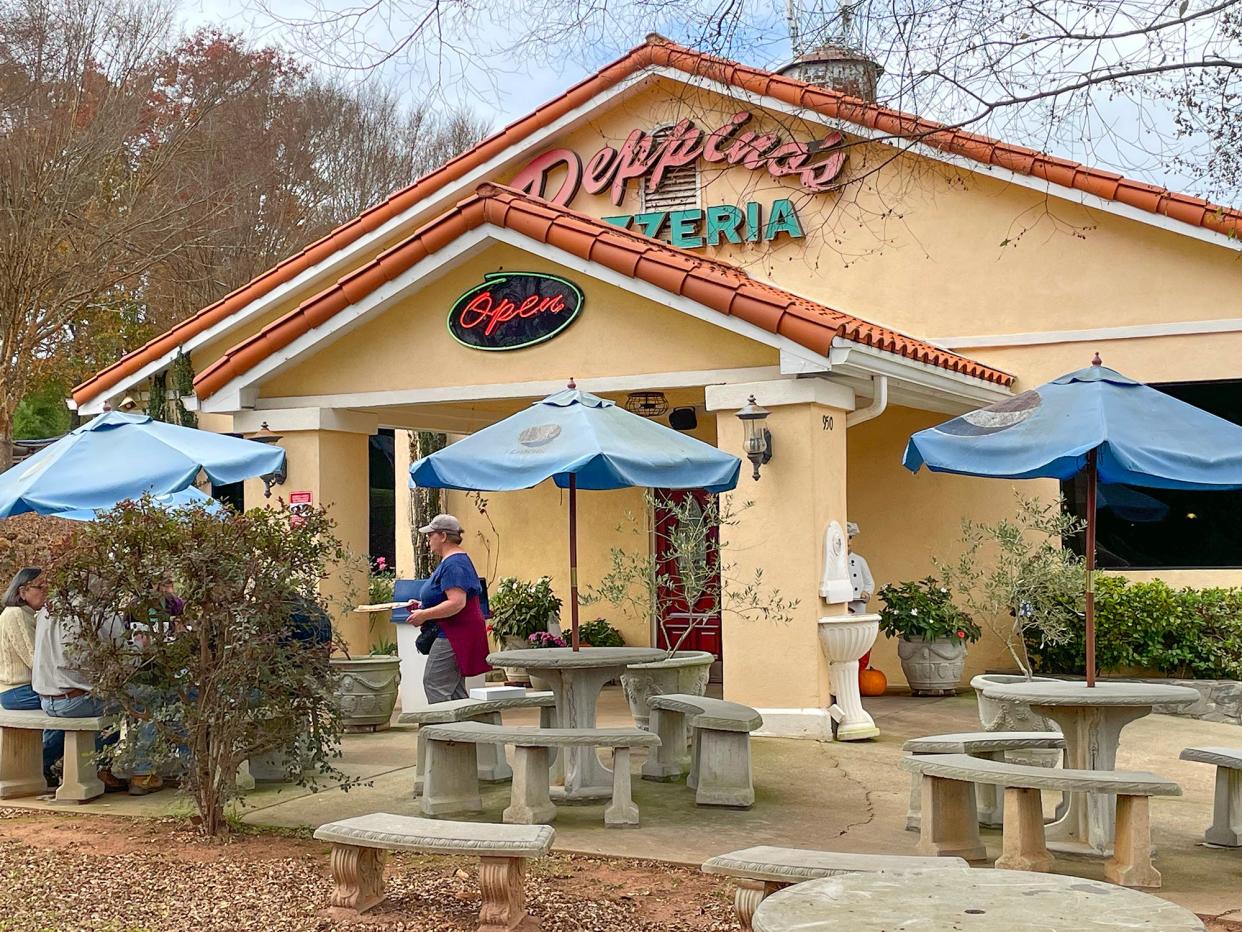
top-left (653, 489), bottom-right (723, 661)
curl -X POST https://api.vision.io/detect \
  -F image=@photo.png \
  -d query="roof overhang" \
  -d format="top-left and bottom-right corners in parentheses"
top-left (193, 222), bottom-right (1009, 417)
top-left (74, 48), bottom-right (1239, 413)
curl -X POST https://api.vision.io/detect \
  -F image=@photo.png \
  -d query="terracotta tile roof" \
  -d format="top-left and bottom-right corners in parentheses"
top-left (74, 33), bottom-right (1235, 407)
top-left (192, 184), bottom-right (1013, 399)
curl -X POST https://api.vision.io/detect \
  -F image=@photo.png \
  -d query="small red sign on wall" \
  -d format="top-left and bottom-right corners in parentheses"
top-left (289, 491), bottom-right (313, 505)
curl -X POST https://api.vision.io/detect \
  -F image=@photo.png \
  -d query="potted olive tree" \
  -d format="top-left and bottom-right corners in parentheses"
top-left (488, 576), bottom-right (562, 685)
top-left (583, 493), bottom-right (797, 729)
top-left (878, 578), bottom-right (981, 695)
top-left (937, 493), bottom-right (1085, 729)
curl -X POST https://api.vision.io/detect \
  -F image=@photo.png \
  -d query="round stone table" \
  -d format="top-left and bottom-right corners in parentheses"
top-left (979, 679), bottom-right (1200, 856)
top-left (752, 868), bottom-right (1205, 931)
top-left (486, 646), bottom-right (665, 801)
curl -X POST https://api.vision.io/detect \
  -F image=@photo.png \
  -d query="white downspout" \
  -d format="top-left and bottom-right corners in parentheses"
top-left (846, 375), bottom-right (888, 427)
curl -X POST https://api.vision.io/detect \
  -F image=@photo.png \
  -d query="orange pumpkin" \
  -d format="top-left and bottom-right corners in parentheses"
top-left (858, 666), bottom-right (888, 697)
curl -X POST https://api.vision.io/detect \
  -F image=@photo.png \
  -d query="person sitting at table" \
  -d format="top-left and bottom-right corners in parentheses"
top-left (405, 514), bottom-right (491, 703)
top-left (0, 568), bottom-right (63, 785)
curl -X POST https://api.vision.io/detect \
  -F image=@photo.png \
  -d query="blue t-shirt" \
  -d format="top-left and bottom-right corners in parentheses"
top-left (423, 553), bottom-right (482, 638)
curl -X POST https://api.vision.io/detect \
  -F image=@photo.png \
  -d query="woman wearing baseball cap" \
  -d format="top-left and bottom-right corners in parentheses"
top-left (406, 514), bottom-right (491, 702)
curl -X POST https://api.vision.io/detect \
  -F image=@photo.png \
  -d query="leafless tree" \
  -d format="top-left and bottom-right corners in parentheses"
top-left (253, 0), bottom-right (1242, 201)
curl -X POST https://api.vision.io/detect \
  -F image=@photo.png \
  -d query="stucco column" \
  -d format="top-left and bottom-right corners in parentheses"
top-left (706, 378), bottom-right (854, 739)
top-left (240, 408), bottom-right (378, 656)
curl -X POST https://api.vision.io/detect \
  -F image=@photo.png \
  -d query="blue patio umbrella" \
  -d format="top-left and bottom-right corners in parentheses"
top-left (903, 355), bottom-right (1242, 684)
top-left (0, 411), bottom-right (285, 518)
top-left (410, 381), bottom-right (741, 648)
top-left (55, 486), bottom-right (224, 522)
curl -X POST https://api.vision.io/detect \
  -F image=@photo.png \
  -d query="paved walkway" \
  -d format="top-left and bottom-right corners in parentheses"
top-left (4, 688), bottom-right (1240, 922)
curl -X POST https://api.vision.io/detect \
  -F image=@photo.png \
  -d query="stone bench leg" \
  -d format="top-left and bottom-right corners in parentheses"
top-left (732, 879), bottom-right (788, 932)
top-left (478, 855), bottom-right (539, 932)
top-left (973, 751), bottom-right (1006, 828)
top-left (687, 729), bottom-right (702, 791)
top-left (995, 786), bottom-right (1053, 872)
top-left (604, 747), bottom-right (639, 828)
top-left (328, 843), bottom-right (387, 913)
top-left (642, 707), bottom-right (689, 781)
top-left (540, 706), bottom-right (561, 780)
top-left (475, 712), bottom-right (514, 784)
top-left (0, 726), bottom-right (47, 799)
top-left (1205, 766), bottom-right (1242, 847)
top-left (1106, 795), bottom-right (1161, 888)
top-left (57, 730), bottom-right (104, 803)
top-left (236, 760), bottom-right (255, 792)
top-left (420, 739), bottom-right (482, 816)
top-left (504, 746), bottom-right (556, 825)
top-left (695, 729), bottom-right (754, 808)
top-left (917, 775), bottom-right (986, 861)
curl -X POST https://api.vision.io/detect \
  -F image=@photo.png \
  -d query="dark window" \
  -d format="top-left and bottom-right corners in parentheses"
top-left (369, 429), bottom-right (396, 569)
top-left (1062, 378), bottom-right (1242, 569)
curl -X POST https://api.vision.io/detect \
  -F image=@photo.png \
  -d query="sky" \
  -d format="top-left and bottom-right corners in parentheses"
top-left (174, 0), bottom-right (1221, 203)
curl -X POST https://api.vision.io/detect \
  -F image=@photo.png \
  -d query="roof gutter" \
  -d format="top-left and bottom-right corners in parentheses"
top-left (846, 375), bottom-right (888, 427)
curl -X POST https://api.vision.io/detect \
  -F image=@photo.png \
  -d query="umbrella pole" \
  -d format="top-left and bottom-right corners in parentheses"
top-left (1085, 450), bottom-right (1098, 687)
top-left (569, 474), bottom-right (580, 651)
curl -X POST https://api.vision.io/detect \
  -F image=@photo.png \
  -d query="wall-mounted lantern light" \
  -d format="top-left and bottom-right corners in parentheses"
top-left (249, 421), bottom-right (287, 498)
top-left (736, 395), bottom-right (772, 480)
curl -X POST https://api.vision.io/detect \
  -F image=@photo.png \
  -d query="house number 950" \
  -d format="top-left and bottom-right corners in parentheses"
top-left (822, 415), bottom-right (834, 431)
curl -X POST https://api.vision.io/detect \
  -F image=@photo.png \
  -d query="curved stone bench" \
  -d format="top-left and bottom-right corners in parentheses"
top-left (701, 846), bottom-right (969, 932)
top-left (314, 812), bottom-right (554, 929)
top-left (1180, 746), bottom-right (1242, 847)
top-left (902, 731), bottom-right (1067, 829)
top-left (901, 752), bottom-right (1180, 888)
top-left (401, 693), bottom-right (557, 792)
top-left (0, 708), bottom-right (108, 803)
top-left (643, 694), bottom-right (762, 808)
top-left (420, 721), bottom-right (659, 828)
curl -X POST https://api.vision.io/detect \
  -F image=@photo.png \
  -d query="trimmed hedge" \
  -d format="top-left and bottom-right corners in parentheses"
top-left (1026, 575), bottom-right (1242, 681)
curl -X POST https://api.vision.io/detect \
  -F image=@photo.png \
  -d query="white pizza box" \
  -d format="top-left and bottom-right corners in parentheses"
top-left (469, 685), bottom-right (528, 701)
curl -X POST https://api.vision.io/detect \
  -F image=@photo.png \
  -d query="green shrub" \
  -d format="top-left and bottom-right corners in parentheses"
top-left (1026, 576), bottom-right (1242, 680)
top-left (488, 576), bottom-right (562, 640)
top-left (578, 618), bottom-right (624, 647)
top-left (878, 577), bottom-right (981, 643)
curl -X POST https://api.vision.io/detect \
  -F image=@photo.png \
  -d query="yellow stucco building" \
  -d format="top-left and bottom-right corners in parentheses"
top-left (71, 36), bottom-right (1242, 738)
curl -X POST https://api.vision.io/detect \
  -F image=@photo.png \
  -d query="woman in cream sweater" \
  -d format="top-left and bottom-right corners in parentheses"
top-left (0, 567), bottom-right (45, 710)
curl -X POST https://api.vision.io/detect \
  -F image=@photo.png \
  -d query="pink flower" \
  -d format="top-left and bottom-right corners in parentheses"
top-left (376, 557), bottom-right (387, 570)
top-left (956, 629), bottom-right (967, 638)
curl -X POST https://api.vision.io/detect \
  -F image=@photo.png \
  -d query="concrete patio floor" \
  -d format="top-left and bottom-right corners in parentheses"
top-left (5, 687), bottom-right (1240, 922)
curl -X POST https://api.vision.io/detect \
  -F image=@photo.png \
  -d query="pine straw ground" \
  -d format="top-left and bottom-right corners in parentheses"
top-left (0, 808), bottom-right (1237, 931)
top-left (0, 809), bottom-right (737, 931)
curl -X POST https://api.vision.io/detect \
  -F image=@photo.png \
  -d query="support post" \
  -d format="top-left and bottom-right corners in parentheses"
top-left (504, 746), bottom-right (556, 825)
top-left (995, 786), bottom-right (1054, 872)
top-left (478, 856), bottom-right (538, 932)
top-left (57, 730), bottom-right (104, 803)
top-left (1106, 795), bottom-right (1161, 888)
top-left (917, 775), bottom-right (987, 861)
top-left (328, 844), bottom-right (387, 913)
top-left (604, 747), bottom-right (640, 827)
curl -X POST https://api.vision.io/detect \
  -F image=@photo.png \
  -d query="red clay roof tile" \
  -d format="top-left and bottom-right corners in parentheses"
top-left (75, 34), bottom-right (1228, 407)
top-left (192, 184), bottom-right (1013, 400)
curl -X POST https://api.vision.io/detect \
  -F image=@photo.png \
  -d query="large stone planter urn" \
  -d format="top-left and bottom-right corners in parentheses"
top-left (897, 636), bottom-right (966, 696)
top-left (971, 673), bottom-right (1061, 733)
top-left (331, 656), bottom-right (402, 732)
top-left (621, 650), bottom-right (714, 730)
top-left (500, 635), bottom-right (532, 685)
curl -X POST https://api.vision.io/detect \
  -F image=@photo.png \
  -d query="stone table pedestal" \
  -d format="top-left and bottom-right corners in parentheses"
top-left (979, 680), bottom-right (1199, 856)
top-left (486, 647), bottom-right (664, 802)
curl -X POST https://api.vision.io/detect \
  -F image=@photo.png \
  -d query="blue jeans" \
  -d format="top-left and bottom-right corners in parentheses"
top-left (42, 694), bottom-right (118, 766)
top-left (1, 684), bottom-right (62, 773)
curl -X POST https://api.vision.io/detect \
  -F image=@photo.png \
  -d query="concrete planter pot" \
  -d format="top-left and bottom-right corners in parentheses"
top-left (621, 650), bottom-right (714, 730)
top-left (971, 673), bottom-right (1061, 732)
top-left (331, 656), bottom-right (402, 732)
top-left (897, 636), bottom-right (966, 696)
top-left (500, 635), bottom-right (533, 685)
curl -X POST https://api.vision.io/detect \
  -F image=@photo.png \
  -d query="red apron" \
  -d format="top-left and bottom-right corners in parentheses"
top-left (440, 594), bottom-right (492, 677)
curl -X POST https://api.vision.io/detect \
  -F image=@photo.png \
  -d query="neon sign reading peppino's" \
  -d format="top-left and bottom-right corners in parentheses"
top-left (510, 111), bottom-right (847, 208)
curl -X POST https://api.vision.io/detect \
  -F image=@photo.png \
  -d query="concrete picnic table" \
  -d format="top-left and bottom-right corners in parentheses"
top-left (979, 679), bottom-right (1199, 856)
top-left (485, 646), bottom-right (665, 801)
top-left (752, 868), bottom-right (1205, 931)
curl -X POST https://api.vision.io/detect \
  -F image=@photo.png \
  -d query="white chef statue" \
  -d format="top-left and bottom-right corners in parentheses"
top-left (847, 521), bottom-right (874, 614)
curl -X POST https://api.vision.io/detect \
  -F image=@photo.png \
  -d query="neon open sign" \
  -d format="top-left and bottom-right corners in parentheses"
top-left (448, 272), bottom-right (584, 351)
